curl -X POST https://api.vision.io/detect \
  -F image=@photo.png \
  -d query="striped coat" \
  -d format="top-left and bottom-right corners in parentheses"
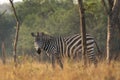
top-left (31, 32), bottom-right (100, 69)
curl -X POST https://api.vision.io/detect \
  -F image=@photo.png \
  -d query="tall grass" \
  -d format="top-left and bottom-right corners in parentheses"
top-left (0, 56), bottom-right (120, 80)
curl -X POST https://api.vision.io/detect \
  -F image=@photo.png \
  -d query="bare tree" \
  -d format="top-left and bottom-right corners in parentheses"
top-left (78, 0), bottom-right (87, 66)
top-left (101, 0), bottom-right (120, 63)
top-left (9, 0), bottom-right (20, 67)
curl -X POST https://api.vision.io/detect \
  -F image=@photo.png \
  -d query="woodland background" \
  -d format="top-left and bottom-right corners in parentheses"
top-left (0, 0), bottom-right (120, 59)
top-left (0, 0), bottom-right (120, 80)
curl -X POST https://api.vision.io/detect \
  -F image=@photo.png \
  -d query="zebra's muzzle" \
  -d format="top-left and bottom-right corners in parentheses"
top-left (37, 48), bottom-right (41, 54)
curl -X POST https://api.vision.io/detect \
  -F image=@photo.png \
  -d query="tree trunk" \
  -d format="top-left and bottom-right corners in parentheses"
top-left (78, 0), bottom-right (87, 66)
top-left (106, 15), bottom-right (114, 63)
top-left (9, 0), bottom-right (20, 67)
top-left (106, 0), bottom-right (120, 63)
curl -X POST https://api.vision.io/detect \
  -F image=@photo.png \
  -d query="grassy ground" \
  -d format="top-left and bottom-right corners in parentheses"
top-left (0, 57), bottom-right (120, 80)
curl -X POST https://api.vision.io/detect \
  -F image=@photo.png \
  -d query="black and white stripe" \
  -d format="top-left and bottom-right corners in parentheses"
top-left (31, 32), bottom-right (100, 69)
top-left (31, 32), bottom-right (65, 68)
top-left (65, 34), bottom-right (98, 66)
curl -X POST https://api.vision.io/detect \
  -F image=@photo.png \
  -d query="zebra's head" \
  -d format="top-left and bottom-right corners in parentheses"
top-left (31, 32), bottom-right (45, 54)
top-left (31, 32), bottom-right (52, 54)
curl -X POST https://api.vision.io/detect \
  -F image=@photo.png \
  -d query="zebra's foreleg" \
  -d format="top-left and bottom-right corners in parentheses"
top-left (56, 56), bottom-right (63, 69)
top-left (52, 54), bottom-right (55, 69)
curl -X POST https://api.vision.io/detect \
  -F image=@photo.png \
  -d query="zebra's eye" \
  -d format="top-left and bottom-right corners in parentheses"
top-left (34, 37), bottom-right (40, 42)
top-left (37, 38), bottom-right (40, 41)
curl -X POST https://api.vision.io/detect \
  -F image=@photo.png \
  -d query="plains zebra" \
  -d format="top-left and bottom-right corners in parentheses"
top-left (31, 32), bottom-right (100, 69)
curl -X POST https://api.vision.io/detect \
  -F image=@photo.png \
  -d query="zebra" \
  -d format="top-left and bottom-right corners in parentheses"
top-left (31, 32), bottom-right (101, 69)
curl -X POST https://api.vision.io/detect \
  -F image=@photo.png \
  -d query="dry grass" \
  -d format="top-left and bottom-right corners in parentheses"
top-left (0, 57), bottom-right (120, 80)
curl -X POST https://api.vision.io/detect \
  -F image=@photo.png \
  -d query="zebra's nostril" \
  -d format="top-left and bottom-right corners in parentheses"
top-left (37, 48), bottom-right (41, 54)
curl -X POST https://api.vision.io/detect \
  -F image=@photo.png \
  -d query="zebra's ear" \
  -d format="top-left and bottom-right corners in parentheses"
top-left (37, 32), bottom-right (39, 36)
top-left (31, 32), bottom-right (36, 37)
top-left (41, 32), bottom-right (44, 35)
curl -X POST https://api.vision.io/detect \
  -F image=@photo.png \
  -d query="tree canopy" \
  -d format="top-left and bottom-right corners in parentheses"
top-left (0, 0), bottom-right (108, 55)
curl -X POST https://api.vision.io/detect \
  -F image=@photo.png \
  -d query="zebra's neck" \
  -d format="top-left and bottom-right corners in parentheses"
top-left (42, 38), bottom-right (52, 52)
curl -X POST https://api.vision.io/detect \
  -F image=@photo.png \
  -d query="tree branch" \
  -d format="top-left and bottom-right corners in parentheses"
top-left (101, 0), bottom-right (109, 14)
top-left (9, 0), bottom-right (19, 22)
top-left (108, 0), bottom-right (114, 10)
top-left (112, 0), bottom-right (120, 32)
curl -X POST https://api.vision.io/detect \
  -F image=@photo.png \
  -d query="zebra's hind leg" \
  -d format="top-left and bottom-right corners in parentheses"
top-left (87, 51), bottom-right (98, 67)
top-left (91, 56), bottom-right (98, 67)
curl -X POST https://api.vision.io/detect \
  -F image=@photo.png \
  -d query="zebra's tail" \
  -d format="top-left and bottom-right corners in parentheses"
top-left (94, 40), bottom-right (102, 60)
